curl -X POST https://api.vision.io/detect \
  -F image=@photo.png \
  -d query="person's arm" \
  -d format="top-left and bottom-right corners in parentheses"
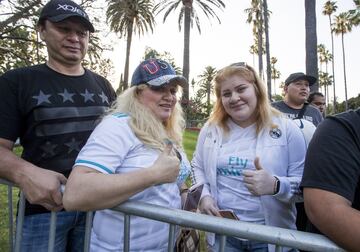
top-left (243, 119), bottom-right (305, 202)
top-left (0, 138), bottom-right (67, 211)
top-left (304, 188), bottom-right (360, 251)
top-left (63, 143), bottom-right (180, 211)
top-left (191, 125), bottom-right (211, 196)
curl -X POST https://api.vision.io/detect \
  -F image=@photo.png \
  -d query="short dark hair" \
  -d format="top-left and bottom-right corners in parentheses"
top-left (308, 91), bottom-right (324, 103)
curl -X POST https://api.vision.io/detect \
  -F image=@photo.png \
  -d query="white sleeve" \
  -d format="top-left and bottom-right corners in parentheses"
top-left (74, 114), bottom-right (135, 174)
top-left (190, 125), bottom-right (211, 198)
top-left (274, 119), bottom-right (306, 203)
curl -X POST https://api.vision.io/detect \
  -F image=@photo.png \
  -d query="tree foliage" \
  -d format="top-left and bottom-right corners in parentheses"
top-left (154, 0), bottom-right (225, 107)
top-left (0, 0), bottom-right (114, 79)
top-left (197, 66), bottom-right (216, 116)
top-left (106, 0), bottom-right (155, 92)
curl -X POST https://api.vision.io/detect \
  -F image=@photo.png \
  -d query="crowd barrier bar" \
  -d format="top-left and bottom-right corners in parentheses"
top-left (0, 179), bottom-right (344, 252)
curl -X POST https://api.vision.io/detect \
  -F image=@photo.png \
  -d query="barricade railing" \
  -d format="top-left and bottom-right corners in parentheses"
top-left (0, 179), bottom-right (345, 252)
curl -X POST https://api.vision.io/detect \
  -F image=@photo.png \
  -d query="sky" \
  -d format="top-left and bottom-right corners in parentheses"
top-left (104, 0), bottom-right (359, 103)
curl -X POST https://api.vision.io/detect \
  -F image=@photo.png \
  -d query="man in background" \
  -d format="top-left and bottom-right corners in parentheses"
top-left (272, 72), bottom-right (323, 127)
top-left (0, 0), bottom-right (116, 251)
top-left (308, 91), bottom-right (326, 117)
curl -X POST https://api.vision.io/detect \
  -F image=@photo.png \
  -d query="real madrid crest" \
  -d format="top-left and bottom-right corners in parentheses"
top-left (269, 126), bottom-right (282, 139)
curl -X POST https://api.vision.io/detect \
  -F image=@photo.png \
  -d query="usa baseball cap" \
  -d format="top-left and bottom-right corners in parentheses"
top-left (38, 0), bottom-right (95, 32)
top-left (285, 72), bottom-right (316, 86)
top-left (131, 59), bottom-right (187, 87)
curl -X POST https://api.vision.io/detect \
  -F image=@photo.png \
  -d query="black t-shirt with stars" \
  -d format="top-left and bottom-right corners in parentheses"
top-left (0, 64), bottom-right (116, 215)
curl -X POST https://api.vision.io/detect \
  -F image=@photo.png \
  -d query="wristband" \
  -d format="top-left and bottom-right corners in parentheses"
top-left (273, 177), bottom-right (280, 195)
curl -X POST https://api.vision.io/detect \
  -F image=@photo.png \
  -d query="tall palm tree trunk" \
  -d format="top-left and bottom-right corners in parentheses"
top-left (325, 62), bottom-right (330, 106)
top-left (207, 88), bottom-right (211, 116)
top-left (341, 33), bottom-right (348, 110)
top-left (120, 25), bottom-right (133, 92)
top-left (305, 0), bottom-right (319, 92)
top-left (182, 4), bottom-right (191, 106)
top-left (258, 3), bottom-right (264, 80)
top-left (263, 0), bottom-right (271, 99)
top-left (329, 15), bottom-right (337, 113)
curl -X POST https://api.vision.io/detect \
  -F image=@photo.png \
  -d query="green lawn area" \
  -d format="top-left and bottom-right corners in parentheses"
top-left (0, 131), bottom-right (201, 251)
top-left (183, 129), bottom-right (199, 160)
top-left (0, 146), bottom-right (21, 251)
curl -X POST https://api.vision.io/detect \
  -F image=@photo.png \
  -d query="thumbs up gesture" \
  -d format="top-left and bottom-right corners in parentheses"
top-left (243, 157), bottom-right (276, 196)
top-left (150, 140), bottom-right (180, 184)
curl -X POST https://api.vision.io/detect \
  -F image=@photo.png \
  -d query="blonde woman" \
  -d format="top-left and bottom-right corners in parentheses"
top-left (191, 63), bottom-right (306, 252)
top-left (63, 59), bottom-right (191, 251)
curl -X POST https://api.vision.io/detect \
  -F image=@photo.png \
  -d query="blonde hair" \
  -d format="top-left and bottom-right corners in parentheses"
top-left (107, 85), bottom-right (185, 151)
top-left (209, 63), bottom-right (280, 134)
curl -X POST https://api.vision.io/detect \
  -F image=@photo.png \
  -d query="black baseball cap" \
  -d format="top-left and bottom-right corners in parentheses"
top-left (38, 0), bottom-right (95, 32)
top-left (285, 72), bottom-right (317, 86)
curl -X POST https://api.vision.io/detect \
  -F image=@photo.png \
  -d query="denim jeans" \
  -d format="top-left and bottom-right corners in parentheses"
top-left (20, 211), bottom-right (86, 252)
top-left (210, 235), bottom-right (268, 252)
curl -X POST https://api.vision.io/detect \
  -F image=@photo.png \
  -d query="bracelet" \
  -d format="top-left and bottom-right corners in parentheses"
top-left (180, 188), bottom-right (189, 195)
top-left (273, 177), bottom-right (280, 195)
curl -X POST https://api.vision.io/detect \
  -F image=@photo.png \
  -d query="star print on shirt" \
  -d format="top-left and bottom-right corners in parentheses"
top-left (32, 90), bottom-right (52, 105)
top-left (80, 89), bottom-right (95, 103)
top-left (58, 89), bottom-right (75, 103)
top-left (98, 91), bottom-right (109, 104)
top-left (64, 137), bottom-right (82, 153)
top-left (40, 141), bottom-right (57, 157)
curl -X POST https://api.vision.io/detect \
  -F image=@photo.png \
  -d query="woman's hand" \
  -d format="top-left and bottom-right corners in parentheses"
top-left (243, 157), bottom-right (276, 196)
top-left (150, 141), bottom-right (180, 184)
top-left (199, 196), bottom-right (221, 217)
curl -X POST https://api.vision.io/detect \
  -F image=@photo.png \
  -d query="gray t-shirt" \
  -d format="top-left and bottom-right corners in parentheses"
top-left (272, 101), bottom-right (323, 126)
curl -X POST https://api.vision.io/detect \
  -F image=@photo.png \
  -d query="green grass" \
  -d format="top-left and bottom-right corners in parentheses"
top-left (0, 134), bottom-right (203, 251)
top-left (0, 146), bottom-right (22, 251)
top-left (183, 129), bottom-right (199, 160)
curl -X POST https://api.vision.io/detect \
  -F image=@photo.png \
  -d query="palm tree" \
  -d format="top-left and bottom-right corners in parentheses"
top-left (263, 0), bottom-right (272, 99)
top-left (305, 0), bottom-right (319, 92)
top-left (270, 57), bottom-right (280, 96)
top-left (333, 12), bottom-right (352, 111)
top-left (322, 0), bottom-right (338, 112)
top-left (198, 66), bottom-right (217, 116)
top-left (154, 0), bottom-right (225, 105)
top-left (323, 49), bottom-right (333, 106)
top-left (348, 0), bottom-right (360, 26)
top-left (317, 44), bottom-right (326, 73)
top-left (245, 0), bottom-right (264, 79)
top-left (249, 44), bottom-right (257, 67)
top-left (106, 0), bottom-right (155, 93)
top-left (317, 44), bottom-right (331, 99)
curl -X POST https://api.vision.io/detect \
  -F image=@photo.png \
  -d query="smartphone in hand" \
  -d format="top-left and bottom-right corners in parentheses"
top-left (219, 209), bottom-right (239, 220)
top-left (183, 184), bottom-right (204, 211)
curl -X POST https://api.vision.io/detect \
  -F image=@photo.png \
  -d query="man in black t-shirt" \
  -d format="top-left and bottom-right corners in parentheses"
top-left (272, 72), bottom-right (323, 127)
top-left (0, 0), bottom-right (116, 251)
top-left (301, 109), bottom-right (360, 251)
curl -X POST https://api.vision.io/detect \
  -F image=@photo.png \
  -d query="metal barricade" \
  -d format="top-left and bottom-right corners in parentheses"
top-left (0, 179), bottom-right (345, 252)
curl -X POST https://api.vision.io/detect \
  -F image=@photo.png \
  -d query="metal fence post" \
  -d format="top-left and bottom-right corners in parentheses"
top-left (8, 185), bottom-right (14, 252)
top-left (47, 211), bottom-right (57, 252)
top-left (83, 211), bottom-right (93, 252)
top-left (123, 214), bottom-right (130, 252)
top-left (14, 191), bottom-right (25, 252)
top-left (167, 224), bottom-right (176, 252)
